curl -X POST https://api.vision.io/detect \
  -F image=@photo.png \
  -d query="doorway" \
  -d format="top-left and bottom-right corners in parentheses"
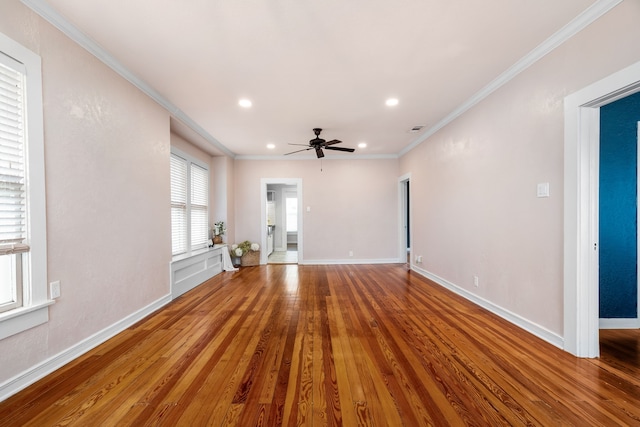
top-left (398, 173), bottom-right (411, 267)
top-left (564, 60), bottom-right (640, 357)
top-left (261, 178), bottom-right (302, 265)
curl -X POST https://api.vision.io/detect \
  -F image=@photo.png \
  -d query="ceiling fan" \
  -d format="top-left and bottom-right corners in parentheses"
top-left (284, 128), bottom-right (355, 158)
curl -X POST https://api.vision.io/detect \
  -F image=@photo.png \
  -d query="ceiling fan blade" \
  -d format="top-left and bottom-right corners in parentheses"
top-left (284, 147), bottom-right (313, 155)
top-left (288, 143), bottom-right (311, 147)
top-left (325, 139), bottom-right (342, 146)
top-left (325, 146), bottom-right (355, 152)
top-left (315, 147), bottom-right (324, 158)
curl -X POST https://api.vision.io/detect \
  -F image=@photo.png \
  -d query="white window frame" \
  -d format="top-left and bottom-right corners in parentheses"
top-left (0, 32), bottom-right (51, 341)
top-left (170, 147), bottom-right (209, 257)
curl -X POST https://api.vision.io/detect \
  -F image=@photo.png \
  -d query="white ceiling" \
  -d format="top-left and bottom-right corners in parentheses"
top-left (30, 0), bottom-right (597, 158)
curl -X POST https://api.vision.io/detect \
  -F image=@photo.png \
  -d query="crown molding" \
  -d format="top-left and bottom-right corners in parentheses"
top-left (21, 0), bottom-right (236, 159)
top-left (21, 0), bottom-right (621, 161)
top-left (399, 0), bottom-right (623, 157)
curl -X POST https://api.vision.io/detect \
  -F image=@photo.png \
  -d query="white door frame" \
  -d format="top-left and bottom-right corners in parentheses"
top-left (564, 60), bottom-right (640, 357)
top-left (398, 173), bottom-right (411, 264)
top-left (260, 178), bottom-right (303, 264)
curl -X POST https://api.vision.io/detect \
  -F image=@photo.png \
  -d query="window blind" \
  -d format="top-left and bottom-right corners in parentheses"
top-left (170, 154), bottom-right (187, 255)
top-left (190, 163), bottom-right (208, 250)
top-left (0, 57), bottom-right (29, 256)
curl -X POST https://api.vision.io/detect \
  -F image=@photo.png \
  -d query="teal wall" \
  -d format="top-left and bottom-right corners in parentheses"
top-left (599, 91), bottom-right (640, 318)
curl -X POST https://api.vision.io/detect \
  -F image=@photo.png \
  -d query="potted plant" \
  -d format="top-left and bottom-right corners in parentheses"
top-left (231, 241), bottom-right (260, 266)
top-left (212, 221), bottom-right (226, 244)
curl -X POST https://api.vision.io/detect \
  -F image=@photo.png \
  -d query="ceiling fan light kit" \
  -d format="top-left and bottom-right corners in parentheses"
top-left (284, 128), bottom-right (356, 158)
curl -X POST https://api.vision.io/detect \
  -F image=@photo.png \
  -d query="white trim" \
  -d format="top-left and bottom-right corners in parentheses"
top-left (0, 300), bottom-right (54, 341)
top-left (21, 0), bottom-right (235, 159)
top-left (412, 266), bottom-right (564, 349)
top-left (0, 293), bottom-right (171, 402)
top-left (399, 0), bottom-right (623, 157)
top-left (300, 259), bottom-right (402, 265)
top-left (564, 60), bottom-right (640, 357)
top-left (599, 318), bottom-right (640, 329)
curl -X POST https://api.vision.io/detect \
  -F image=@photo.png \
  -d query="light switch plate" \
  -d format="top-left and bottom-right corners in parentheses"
top-left (537, 182), bottom-right (550, 198)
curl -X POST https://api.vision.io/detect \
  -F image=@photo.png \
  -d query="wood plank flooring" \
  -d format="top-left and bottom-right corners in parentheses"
top-left (1, 264), bottom-right (639, 426)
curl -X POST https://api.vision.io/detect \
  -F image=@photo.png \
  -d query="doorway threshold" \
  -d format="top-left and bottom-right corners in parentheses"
top-left (268, 250), bottom-right (298, 264)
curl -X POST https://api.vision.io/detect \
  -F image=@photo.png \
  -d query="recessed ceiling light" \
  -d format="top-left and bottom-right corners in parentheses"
top-left (267, 143), bottom-right (275, 149)
top-left (385, 98), bottom-right (399, 107)
top-left (238, 98), bottom-right (252, 108)
top-left (358, 142), bottom-right (367, 148)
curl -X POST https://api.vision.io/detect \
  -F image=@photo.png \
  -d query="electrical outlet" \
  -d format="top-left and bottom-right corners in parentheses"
top-left (349, 250), bottom-right (353, 257)
top-left (50, 280), bottom-right (61, 299)
top-left (473, 275), bottom-right (479, 287)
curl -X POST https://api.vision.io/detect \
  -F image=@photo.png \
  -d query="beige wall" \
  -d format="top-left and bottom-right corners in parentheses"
top-left (400, 0), bottom-right (640, 336)
top-left (0, 0), bottom-right (171, 384)
top-left (212, 155), bottom-right (235, 244)
top-left (234, 159), bottom-right (399, 262)
top-left (171, 132), bottom-right (211, 163)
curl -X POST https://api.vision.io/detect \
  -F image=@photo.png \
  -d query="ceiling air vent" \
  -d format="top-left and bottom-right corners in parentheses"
top-left (409, 125), bottom-right (424, 133)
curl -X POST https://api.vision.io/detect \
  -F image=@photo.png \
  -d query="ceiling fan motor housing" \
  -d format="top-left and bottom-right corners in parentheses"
top-left (311, 128), bottom-right (325, 146)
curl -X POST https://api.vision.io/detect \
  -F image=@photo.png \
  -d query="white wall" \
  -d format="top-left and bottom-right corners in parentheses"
top-left (0, 0), bottom-right (171, 391)
top-left (234, 159), bottom-right (400, 262)
top-left (400, 0), bottom-right (640, 337)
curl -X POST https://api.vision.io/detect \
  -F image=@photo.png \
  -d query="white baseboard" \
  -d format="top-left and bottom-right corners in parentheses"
top-left (411, 266), bottom-right (564, 350)
top-left (599, 318), bottom-right (640, 329)
top-left (0, 293), bottom-right (172, 402)
top-left (300, 258), bottom-right (403, 265)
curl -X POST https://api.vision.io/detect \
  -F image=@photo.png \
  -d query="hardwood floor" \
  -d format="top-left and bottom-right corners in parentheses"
top-left (1, 264), bottom-right (639, 426)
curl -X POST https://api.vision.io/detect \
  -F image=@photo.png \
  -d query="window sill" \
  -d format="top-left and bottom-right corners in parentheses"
top-left (171, 245), bottom-right (227, 263)
top-left (0, 300), bottom-right (55, 341)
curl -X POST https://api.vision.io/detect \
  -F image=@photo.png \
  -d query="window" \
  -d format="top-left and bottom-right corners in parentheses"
top-left (189, 163), bottom-right (208, 249)
top-left (0, 32), bottom-right (49, 340)
top-left (170, 154), bottom-right (187, 255)
top-left (286, 195), bottom-right (298, 232)
top-left (170, 148), bottom-right (209, 256)
top-left (0, 56), bottom-right (27, 314)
